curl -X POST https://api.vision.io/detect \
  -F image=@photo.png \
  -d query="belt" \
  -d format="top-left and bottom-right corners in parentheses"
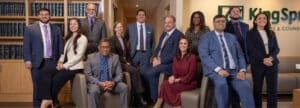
top-left (136, 50), bottom-right (146, 52)
top-left (43, 58), bottom-right (53, 61)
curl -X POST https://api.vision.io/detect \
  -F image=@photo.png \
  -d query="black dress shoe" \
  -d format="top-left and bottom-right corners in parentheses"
top-left (138, 96), bottom-right (148, 106)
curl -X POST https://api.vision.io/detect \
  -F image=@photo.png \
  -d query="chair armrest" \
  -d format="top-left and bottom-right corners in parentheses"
top-left (123, 72), bottom-right (131, 92)
top-left (72, 73), bottom-right (88, 108)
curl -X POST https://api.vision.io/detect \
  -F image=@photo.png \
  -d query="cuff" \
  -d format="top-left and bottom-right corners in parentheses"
top-left (214, 67), bottom-right (222, 73)
top-left (239, 69), bottom-right (246, 72)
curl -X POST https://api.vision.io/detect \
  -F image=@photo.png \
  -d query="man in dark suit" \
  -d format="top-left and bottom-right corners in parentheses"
top-left (81, 3), bottom-right (107, 57)
top-left (146, 15), bottom-right (183, 103)
top-left (198, 15), bottom-right (254, 108)
top-left (224, 7), bottom-right (249, 108)
top-left (125, 9), bottom-right (155, 104)
top-left (85, 39), bottom-right (128, 108)
top-left (23, 8), bottom-right (64, 108)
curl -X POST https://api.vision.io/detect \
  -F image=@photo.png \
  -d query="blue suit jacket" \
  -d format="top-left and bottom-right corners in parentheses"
top-left (225, 21), bottom-right (249, 62)
top-left (246, 29), bottom-right (280, 65)
top-left (23, 22), bottom-right (64, 68)
top-left (153, 29), bottom-right (183, 64)
top-left (198, 31), bottom-right (246, 76)
top-left (125, 23), bottom-right (155, 58)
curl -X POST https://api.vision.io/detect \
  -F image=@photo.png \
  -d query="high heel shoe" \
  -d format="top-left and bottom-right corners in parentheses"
top-left (40, 99), bottom-right (53, 108)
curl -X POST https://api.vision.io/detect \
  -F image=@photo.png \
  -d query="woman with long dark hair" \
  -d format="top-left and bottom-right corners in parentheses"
top-left (185, 11), bottom-right (210, 56)
top-left (38, 18), bottom-right (88, 108)
top-left (247, 13), bottom-right (280, 108)
top-left (153, 36), bottom-right (197, 108)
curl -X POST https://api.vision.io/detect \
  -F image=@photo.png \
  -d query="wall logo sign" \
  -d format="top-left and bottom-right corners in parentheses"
top-left (218, 5), bottom-right (244, 21)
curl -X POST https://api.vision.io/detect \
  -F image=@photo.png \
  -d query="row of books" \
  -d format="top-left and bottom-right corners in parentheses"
top-left (68, 3), bottom-right (101, 16)
top-left (0, 23), bottom-right (25, 36)
top-left (0, 45), bottom-right (23, 59)
top-left (0, 2), bottom-right (25, 16)
top-left (31, 2), bottom-right (64, 16)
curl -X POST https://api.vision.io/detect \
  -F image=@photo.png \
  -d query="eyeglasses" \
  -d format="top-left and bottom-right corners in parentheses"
top-left (99, 46), bottom-right (110, 49)
top-left (214, 20), bottom-right (226, 23)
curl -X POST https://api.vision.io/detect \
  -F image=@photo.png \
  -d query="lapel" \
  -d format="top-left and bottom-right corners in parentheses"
top-left (49, 24), bottom-right (55, 45)
top-left (212, 32), bottom-right (222, 51)
top-left (133, 24), bottom-right (138, 45)
top-left (160, 31), bottom-right (169, 51)
top-left (34, 22), bottom-right (44, 44)
top-left (254, 29), bottom-right (267, 54)
top-left (108, 54), bottom-right (113, 78)
top-left (114, 36), bottom-right (125, 55)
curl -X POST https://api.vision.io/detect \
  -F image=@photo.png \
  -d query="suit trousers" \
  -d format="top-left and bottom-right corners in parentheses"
top-left (121, 63), bottom-right (144, 93)
top-left (145, 63), bottom-right (171, 101)
top-left (207, 70), bottom-right (255, 108)
top-left (37, 65), bottom-right (82, 104)
top-left (251, 63), bottom-right (278, 108)
top-left (31, 59), bottom-right (56, 108)
top-left (88, 82), bottom-right (128, 108)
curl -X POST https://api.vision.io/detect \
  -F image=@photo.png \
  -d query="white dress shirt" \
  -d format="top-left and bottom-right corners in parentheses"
top-left (39, 21), bottom-right (52, 58)
top-left (136, 22), bottom-right (147, 50)
top-left (258, 30), bottom-right (269, 54)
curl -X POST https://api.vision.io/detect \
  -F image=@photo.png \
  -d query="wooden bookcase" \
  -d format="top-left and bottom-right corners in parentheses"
top-left (0, 0), bottom-right (103, 102)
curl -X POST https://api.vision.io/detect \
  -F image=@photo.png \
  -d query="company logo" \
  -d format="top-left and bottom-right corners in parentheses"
top-left (218, 5), bottom-right (244, 21)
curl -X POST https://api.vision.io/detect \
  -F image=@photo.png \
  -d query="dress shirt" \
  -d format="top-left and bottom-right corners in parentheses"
top-left (258, 30), bottom-right (269, 54)
top-left (39, 21), bottom-right (52, 58)
top-left (136, 22), bottom-right (147, 50)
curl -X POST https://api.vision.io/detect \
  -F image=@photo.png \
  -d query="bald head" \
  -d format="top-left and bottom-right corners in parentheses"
top-left (86, 3), bottom-right (96, 18)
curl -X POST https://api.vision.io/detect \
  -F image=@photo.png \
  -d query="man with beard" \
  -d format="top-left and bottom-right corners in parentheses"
top-left (81, 3), bottom-right (107, 58)
top-left (224, 7), bottom-right (249, 108)
top-left (23, 8), bottom-right (64, 108)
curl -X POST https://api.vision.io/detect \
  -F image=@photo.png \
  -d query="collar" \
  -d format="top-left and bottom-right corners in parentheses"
top-left (214, 30), bottom-right (224, 36)
top-left (166, 28), bottom-right (176, 36)
top-left (137, 22), bottom-right (145, 26)
top-left (39, 21), bottom-right (50, 27)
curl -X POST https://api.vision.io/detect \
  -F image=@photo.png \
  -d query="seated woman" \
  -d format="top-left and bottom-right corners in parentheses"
top-left (153, 36), bottom-right (198, 108)
top-left (37, 18), bottom-right (88, 108)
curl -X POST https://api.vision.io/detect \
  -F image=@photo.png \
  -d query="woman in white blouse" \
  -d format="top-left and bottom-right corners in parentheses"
top-left (246, 13), bottom-right (280, 108)
top-left (38, 18), bottom-right (88, 108)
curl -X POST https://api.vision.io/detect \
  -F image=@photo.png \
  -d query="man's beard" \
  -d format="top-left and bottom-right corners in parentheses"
top-left (230, 16), bottom-right (240, 20)
top-left (87, 14), bottom-right (96, 18)
top-left (40, 19), bottom-right (49, 24)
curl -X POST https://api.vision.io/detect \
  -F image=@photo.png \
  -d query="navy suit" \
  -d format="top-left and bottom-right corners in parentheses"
top-left (23, 22), bottom-right (64, 108)
top-left (198, 31), bottom-right (254, 108)
top-left (146, 29), bottom-right (182, 100)
top-left (247, 29), bottom-right (279, 108)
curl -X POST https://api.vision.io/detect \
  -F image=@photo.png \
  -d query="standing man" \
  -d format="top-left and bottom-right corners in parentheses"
top-left (224, 7), bottom-right (249, 108)
top-left (146, 15), bottom-right (183, 103)
top-left (85, 39), bottom-right (128, 108)
top-left (198, 15), bottom-right (254, 108)
top-left (23, 8), bottom-right (64, 108)
top-left (81, 3), bottom-right (107, 57)
top-left (125, 9), bottom-right (155, 105)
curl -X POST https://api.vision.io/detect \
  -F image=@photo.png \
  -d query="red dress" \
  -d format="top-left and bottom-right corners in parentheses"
top-left (159, 54), bottom-right (198, 106)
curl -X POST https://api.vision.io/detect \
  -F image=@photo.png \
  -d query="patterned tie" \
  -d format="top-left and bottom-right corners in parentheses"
top-left (220, 35), bottom-right (230, 69)
top-left (139, 24), bottom-right (144, 50)
top-left (43, 24), bottom-right (52, 58)
top-left (100, 56), bottom-right (110, 81)
top-left (233, 22), bottom-right (245, 52)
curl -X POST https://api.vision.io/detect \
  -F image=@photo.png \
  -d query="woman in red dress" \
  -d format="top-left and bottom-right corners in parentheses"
top-left (153, 36), bottom-right (198, 108)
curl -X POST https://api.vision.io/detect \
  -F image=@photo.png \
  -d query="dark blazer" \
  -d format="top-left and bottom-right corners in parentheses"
top-left (246, 29), bottom-right (280, 65)
top-left (109, 35), bottom-right (131, 64)
top-left (125, 23), bottom-right (155, 57)
top-left (225, 21), bottom-right (249, 55)
top-left (198, 31), bottom-right (246, 76)
top-left (80, 18), bottom-right (107, 48)
top-left (23, 22), bottom-right (64, 68)
top-left (153, 29), bottom-right (183, 64)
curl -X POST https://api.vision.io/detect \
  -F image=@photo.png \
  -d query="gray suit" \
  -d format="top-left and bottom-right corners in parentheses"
top-left (80, 18), bottom-right (107, 55)
top-left (85, 52), bottom-right (128, 108)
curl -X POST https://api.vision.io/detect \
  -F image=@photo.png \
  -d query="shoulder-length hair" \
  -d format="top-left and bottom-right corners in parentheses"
top-left (175, 36), bottom-right (192, 60)
top-left (65, 18), bottom-right (82, 54)
top-left (188, 11), bottom-right (207, 32)
top-left (252, 12), bottom-right (275, 38)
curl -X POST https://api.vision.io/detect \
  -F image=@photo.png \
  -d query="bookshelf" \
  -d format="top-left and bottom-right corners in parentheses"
top-left (0, 0), bottom-right (103, 102)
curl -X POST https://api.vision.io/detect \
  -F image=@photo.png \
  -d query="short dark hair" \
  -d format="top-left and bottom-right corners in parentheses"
top-left (38, 8), bottom-right (50, 15)
top-left (228, 6), bottom-right (241, 14)
top-left (136, 9), bottom-right (146, 16)
top-left (98, 38), bottom-right (110, 46)
top-left (213, 14), bottom-right (226, 22)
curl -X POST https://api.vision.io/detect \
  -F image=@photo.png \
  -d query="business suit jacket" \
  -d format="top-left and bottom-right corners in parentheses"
top-left (58, 34), bottom-right (88, 70)
top-left (125, 23), bottom-right (155, 57)
top-left (198, 31), bottom-right (246, 76)
top-left (109, 36), bottom-right (131, 64)
top-left (246, 29), bottom-right (280, 65)
top-left (85, 52), bottom-right (122, 84)
top-left (80, 18), bottom-right (107, 50)
top-left (153, 29), bottom-right (183, 65)
top-left (23, 22), bottom-right (64, 68)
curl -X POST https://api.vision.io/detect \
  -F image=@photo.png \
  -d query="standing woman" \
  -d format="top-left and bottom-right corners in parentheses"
top-left (185, 11), bottom-right (210, 56)
top-left (247, 13), bottom-right (280, 108)
top-left (153, 37), bottom-right (198, 108)
top-left (38, 18), bottom-right (88, 108)
top-left (109, 22), bottom-right (147, 106)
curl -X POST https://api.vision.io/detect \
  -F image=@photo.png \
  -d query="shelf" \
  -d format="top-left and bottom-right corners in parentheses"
top-left (29, 16), bottom-right (64, 20)
top-left (0, 59), bottom-right (24, 62)
top-left (67, 16), bottom-right (86, 19)
top-left (0, 16), bottom-right (25, 20)
top-left (0, 37), bottom-right (23, 40)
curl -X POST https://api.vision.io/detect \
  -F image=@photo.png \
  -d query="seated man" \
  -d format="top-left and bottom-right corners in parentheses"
top-left (198, 15), bottom-right (254, 108)
top-left (85, 38), bottom-right (128, 108)
top-left (145, 15), bottom-right (183, 103)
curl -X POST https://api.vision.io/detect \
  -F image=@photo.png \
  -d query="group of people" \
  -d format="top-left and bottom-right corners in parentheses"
top-left (23, 3), bottom-right (280, 108)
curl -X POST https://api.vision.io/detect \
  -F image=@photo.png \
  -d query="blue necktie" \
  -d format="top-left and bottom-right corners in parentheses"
top-left (220, 35), bottom-right (230, 69)
top-left (99, 56), bottom-right (110, 81)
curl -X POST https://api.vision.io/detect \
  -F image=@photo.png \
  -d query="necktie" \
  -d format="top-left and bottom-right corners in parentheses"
top-left (158, 33), bottom-right (170, 58)
top-left (140, 24), bottom-right (144, 50)
top-left (233, 22), bottom-right (245, 52)
top-left (220, 35), bottom-right (230, 69)
top-left (43, 24), bottom-right (52, 58)
top-left (90, 18), bottom-right (94, 31)
top-left (100, 56), bottom-right (110, 81)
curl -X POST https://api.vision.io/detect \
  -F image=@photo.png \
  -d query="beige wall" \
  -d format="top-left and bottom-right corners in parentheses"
top-left (182, 0), bottom-right (300, 56)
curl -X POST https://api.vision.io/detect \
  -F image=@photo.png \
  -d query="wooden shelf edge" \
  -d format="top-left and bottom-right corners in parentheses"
top-left (29, 16), bottom-right (64, 20)
top-left (0, 16), bottom-right (26, 20)
top-left (0, 59), bottom-right (24, 62)
top-left (0, 37), bottom-right (23, 40)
